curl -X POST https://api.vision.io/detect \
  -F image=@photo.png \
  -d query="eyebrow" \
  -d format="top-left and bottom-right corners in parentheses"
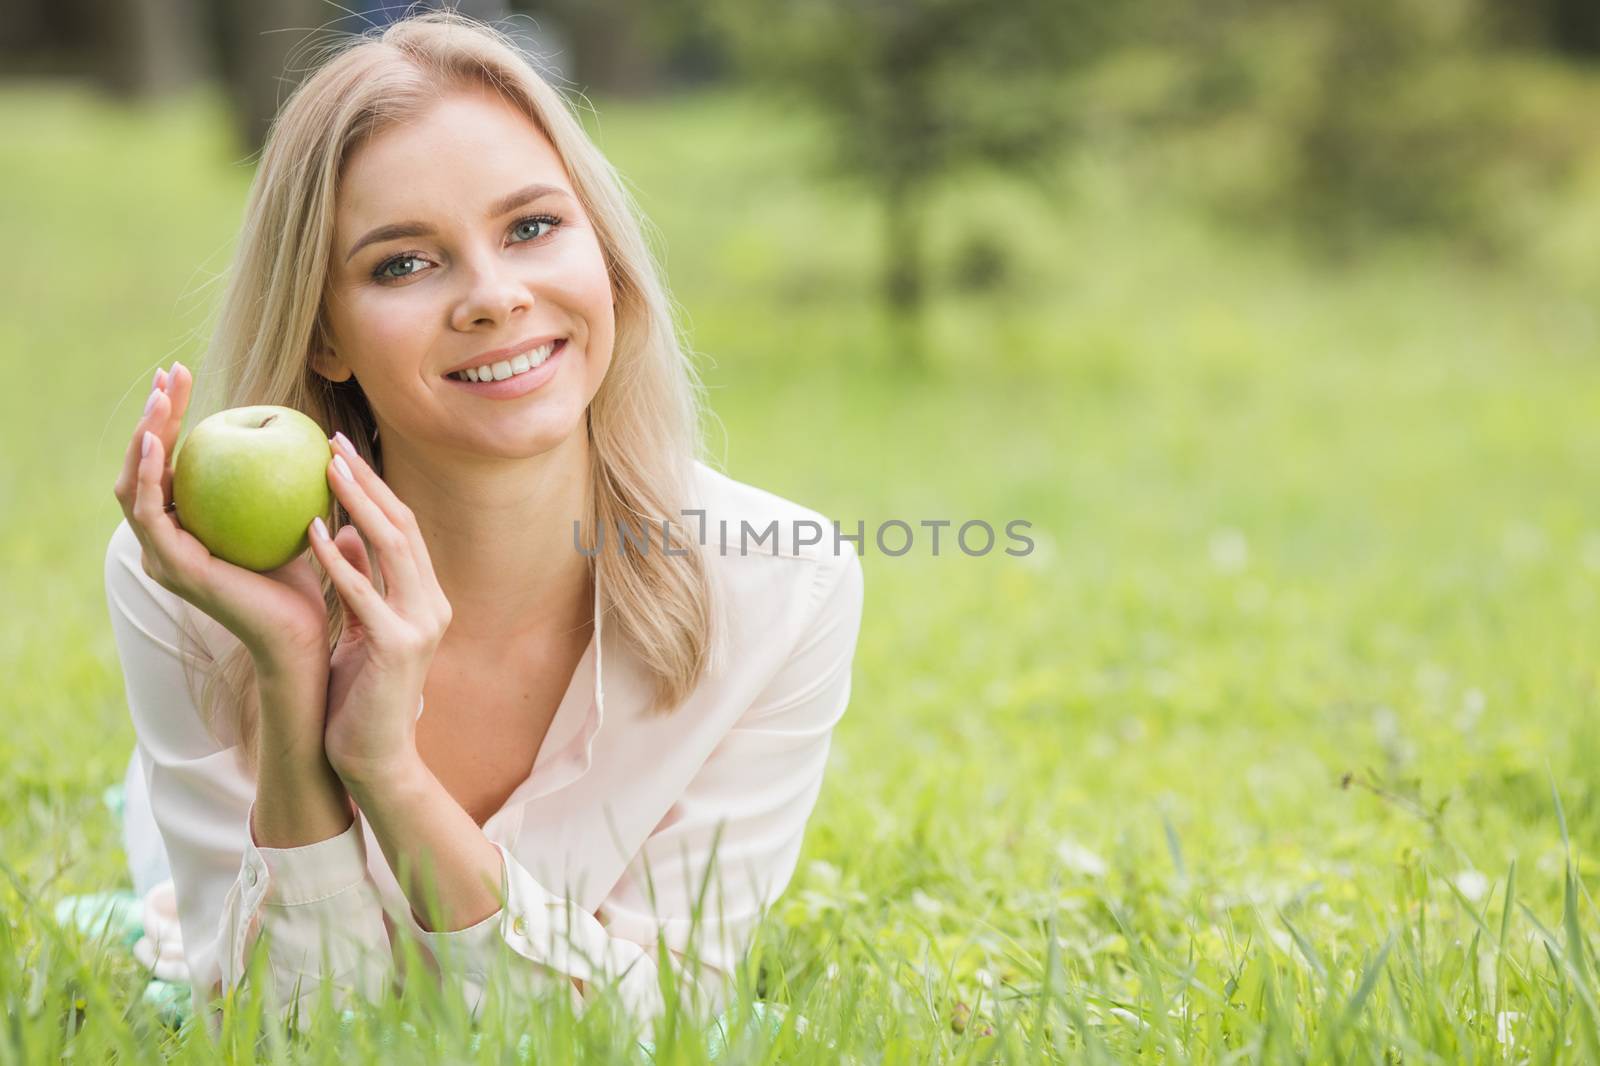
top-left (343, 182), bottom-right (572, 263)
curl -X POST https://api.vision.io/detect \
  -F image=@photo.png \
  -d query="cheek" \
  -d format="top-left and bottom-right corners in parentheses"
top-left (555, 240), bottom-right (615, 313)
top-left (548, 241), bottom-right (617, 358)
top-left (339, 290), bottom-right (435, 361)
top-left (577, 304), bottom-right (615, 401)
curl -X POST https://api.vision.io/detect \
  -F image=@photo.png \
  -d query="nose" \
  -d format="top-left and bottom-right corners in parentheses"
top-left (450, 248), bottom-right (534, 332)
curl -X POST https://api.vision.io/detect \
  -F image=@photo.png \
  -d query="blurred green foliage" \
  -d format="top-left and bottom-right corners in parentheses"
top-left (686, 0), bottom-right (1600, 279)
top-left (1050, 0), bottom-right (1600, 260)
top-left (1152, 0), bottom-right (1600, 258)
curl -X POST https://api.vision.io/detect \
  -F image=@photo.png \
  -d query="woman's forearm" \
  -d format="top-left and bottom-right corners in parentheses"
top-left (250, 658), bottom-right (355, 849)
top-left (344, 755), bottom-right (503, 932)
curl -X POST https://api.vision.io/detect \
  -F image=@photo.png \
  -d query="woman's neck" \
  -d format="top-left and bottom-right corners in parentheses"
top-left (378, 425), bottom-right (595, 649)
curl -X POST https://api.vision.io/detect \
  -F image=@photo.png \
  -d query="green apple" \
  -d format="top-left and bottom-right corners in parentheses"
top-left (172, 405), bottom-right (333, 572)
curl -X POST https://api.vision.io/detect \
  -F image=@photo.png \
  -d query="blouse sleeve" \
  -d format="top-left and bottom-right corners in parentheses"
top-left (103, 519), bottom-right (393, 1027)
top-left (410, 543), bottom-right (866, 1025)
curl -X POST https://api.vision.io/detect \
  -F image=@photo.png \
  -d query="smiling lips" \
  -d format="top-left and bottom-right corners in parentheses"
top-left (447, 339), bottom-right (564, 382)
top-left (443, 339), bottom-right (568, 398)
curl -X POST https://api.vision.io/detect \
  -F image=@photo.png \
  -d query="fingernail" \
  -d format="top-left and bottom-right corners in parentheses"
top-left (333, 430), bottom-right (353, 454)
top-left (144, 390), bottom-right (160, 415)
top-left (153, 368), bottom-right (166, 391)
top-left (311, 516), bottom-right (328, 540)
top-left (142, 431), bottom-right (154, 457)
top-left (333, 454), bottom-right (353, 481)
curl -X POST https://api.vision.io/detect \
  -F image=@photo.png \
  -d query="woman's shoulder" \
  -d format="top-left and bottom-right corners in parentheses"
top-left (685, 460), bottom-right (863, 637)
top-left (683, 461), bottom-right (865, 719)
top-left (687, 459), bottom-right (859, 571)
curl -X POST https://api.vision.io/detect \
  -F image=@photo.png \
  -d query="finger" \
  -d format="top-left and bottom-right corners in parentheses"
top-left (139, 388), bottom-right (177, 509)
top-left (320, 524), bottom-right (372, 630)
top-left (326, 454), bottom-right (421, 609)
top-left (130, 431), bottom-right (184, 567)
top-left (308, 516), bottom-right (397, 635)
top-left (329, 433), bottom-right (444, 595)
top-left (328, 432), bottom-right (414, 530)
top-left (114, 385), bottom-right (173, 515)
top-left (334, 524), bottom-right (375, 587)
top-left (156, 361), bottom-right (193, 503)
top-left (163, 360), bottom-right (192, 419)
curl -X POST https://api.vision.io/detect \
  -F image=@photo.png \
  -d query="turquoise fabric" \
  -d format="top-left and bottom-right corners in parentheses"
top-left (54, 783), bottom-right (796, 1056)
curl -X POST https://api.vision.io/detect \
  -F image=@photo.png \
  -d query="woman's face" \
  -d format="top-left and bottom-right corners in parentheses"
top-left (317, 85), bottom-right (614, 460)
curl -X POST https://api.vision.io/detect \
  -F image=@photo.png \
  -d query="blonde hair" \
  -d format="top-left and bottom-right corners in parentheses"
top-left (176, 10), bottom-right (715, 770)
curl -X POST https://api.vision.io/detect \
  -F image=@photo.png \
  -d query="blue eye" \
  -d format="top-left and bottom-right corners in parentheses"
top-left (511, 214), bottom-right (563, 242)
top-left (376, 256), bottom-right (424, 280)
top-left (370, 213), bottom-right (564, 284)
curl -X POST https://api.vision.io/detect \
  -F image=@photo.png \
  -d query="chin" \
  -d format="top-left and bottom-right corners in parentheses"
top-left (499, 415), bottom-right (585, 457)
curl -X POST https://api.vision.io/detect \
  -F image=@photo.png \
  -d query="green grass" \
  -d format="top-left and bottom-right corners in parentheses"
top-left (4, 78), bottom-right (1600, 1061)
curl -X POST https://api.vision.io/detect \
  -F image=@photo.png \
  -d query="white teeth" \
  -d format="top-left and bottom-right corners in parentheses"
top-left (453, 341), bottom-right (558, 382)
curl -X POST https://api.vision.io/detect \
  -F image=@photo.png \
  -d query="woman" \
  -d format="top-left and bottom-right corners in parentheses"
top-left (103, 11), bottom-right (864, 1034)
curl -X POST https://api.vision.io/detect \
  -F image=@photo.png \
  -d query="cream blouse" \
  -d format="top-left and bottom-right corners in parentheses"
top-left (103, 460), bottom-right (865, 1031)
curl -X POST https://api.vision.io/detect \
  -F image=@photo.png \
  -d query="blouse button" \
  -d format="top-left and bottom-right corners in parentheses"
top-left (511, 914), bottom-right (528, 937)
top-left (244, 865), bottom-right (258, 887)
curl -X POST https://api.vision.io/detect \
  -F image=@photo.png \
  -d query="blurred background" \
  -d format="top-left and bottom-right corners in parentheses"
top-left (5, 0), bottom-right (1600, 1055)
top-left (9, 0), bottom-right (1600, 363)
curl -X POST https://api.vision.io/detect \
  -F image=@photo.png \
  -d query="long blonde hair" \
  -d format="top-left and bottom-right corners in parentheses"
top-left (176, 10), bottom-right (715, 770)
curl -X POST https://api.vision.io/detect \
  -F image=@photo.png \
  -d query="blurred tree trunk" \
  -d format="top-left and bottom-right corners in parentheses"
top-left (218, 0), bottom-right (533, 156)
top-left (1487, 0), bottom-right (1600, 56)
top-left (537, 0), bottom-right (664, 94)
top-left (1540, 0), bottom-right (1600, 56)
top-left (0, 0), bottom-right (100, 77)
top-left (93, 0), bottom-right (209, 99)
top-left (882, 168), bottom-right (927, 369)
top-left (703, 0), bottom-right (1096, 373)
top-left (218, 0), bottom-right (325, 155)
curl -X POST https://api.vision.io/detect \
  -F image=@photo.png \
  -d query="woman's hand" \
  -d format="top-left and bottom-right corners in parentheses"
top-left (310, 432), bottom-right (454, 790)
top-left (112, 363), bottom-right (332, 679)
